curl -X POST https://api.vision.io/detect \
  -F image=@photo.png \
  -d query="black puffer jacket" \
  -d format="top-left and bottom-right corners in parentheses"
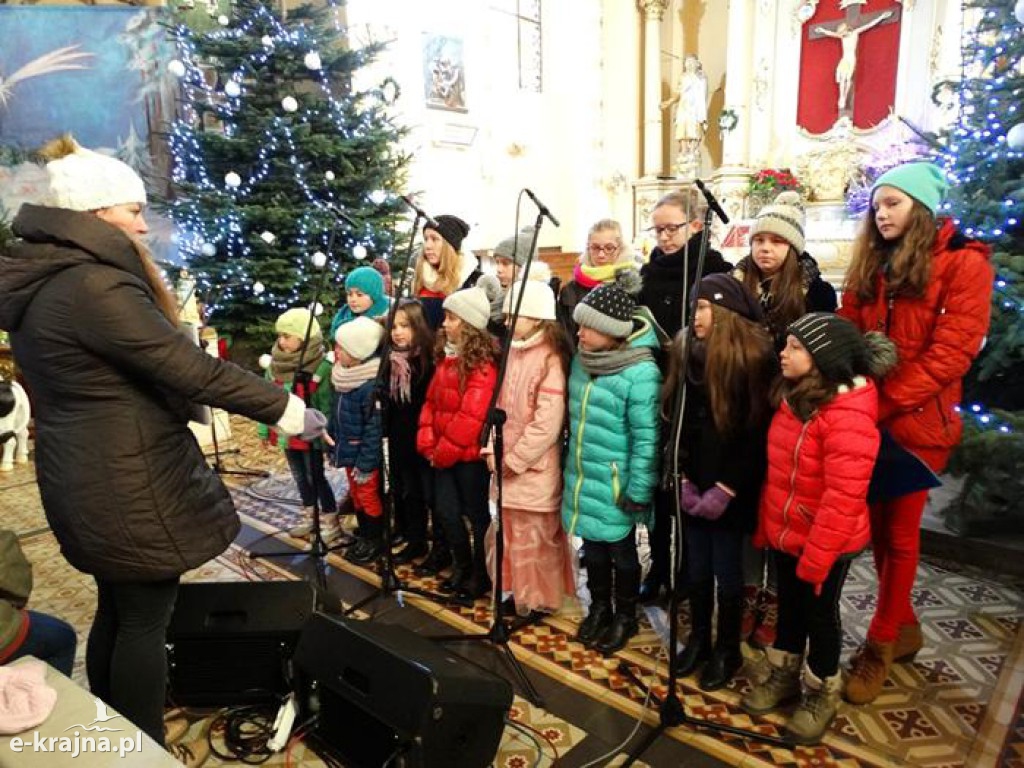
top-left (637, 231), bottom-right (732, 340)
top-left (0, 206), bottom-right (290, 582)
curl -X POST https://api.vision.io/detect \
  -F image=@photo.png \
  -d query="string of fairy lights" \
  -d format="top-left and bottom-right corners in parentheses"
top-left (165, 0), bottom-right (396, 313)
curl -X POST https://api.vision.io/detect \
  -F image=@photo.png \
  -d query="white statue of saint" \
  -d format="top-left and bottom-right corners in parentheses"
top-left (813, 11), bottom-right (893, 113)
top-left (661, 54), bottom-right (708, 174)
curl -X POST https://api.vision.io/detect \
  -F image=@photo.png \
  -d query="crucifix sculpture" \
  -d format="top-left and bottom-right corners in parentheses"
top-left (809, 1), bottom-right (901, 119)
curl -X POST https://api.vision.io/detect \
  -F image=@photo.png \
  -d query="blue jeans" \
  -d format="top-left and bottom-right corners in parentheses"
top-left (685, 524), bottom-right (744, 600)
top-left (285, 448), bottom-right (337, 512)
top-left (8, 610), bottom-right (77, 677)
top-left (87, 578), bottom-right (180, 747)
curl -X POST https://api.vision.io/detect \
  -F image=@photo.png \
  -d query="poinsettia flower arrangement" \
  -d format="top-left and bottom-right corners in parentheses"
top-left (748, 168), bottom-right (805, 197)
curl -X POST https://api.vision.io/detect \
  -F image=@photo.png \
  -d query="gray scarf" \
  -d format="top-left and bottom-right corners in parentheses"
top-left (579, 346), bottom-right (653, 377)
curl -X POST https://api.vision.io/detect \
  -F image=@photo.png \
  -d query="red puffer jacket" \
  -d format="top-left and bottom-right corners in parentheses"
top-left (416, 355), bottom-right (497, 469)
top-left (755, 380), bottom-right (879, 591)
top-left (837, 219), bottom-right (993, 454)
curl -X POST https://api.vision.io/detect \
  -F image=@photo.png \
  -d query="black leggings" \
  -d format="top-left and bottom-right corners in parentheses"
top-left (772, 550), bottom-right (851, 678)
top-left (87, 577), bottom-right (180, 746)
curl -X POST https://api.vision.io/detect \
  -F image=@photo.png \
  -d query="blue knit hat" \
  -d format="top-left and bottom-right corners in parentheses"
top-left (345, 266), bottom-right (389, 316)
top-left (871, 162), bottom-right (949, 216)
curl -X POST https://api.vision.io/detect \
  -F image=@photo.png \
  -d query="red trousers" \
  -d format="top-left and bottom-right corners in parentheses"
top-left (867, 446), bottom-right (948, 644)
top-left (344, 468), bottom-right (383, 519)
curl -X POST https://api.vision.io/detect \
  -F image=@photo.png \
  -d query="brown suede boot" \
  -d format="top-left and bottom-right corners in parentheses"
top-left (893, 623), bottom-right (923, 663)
top-left (844, 640), bottom-right (894, 704)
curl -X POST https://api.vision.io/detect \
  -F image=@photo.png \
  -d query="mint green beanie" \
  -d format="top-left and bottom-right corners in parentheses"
top-left (871, 162), bottom-right (949, 216)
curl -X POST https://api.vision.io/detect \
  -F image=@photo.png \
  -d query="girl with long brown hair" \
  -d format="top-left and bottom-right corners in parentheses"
top-left (417, 287), bottom-right (498, 599)
top-left (386, 300), bottom-right (439, 567)
top-left (734, 191), bottom-right (837, 349)
top-left (666, 274), bottom-right (777, 692)
top-left (838, 162), bottom-right (993, 704)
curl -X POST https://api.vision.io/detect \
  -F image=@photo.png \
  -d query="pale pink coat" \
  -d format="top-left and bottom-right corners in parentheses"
top-left (484, 332), bottom-right (565, 511)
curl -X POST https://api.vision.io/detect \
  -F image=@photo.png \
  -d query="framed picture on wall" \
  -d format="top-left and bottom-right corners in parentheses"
top-left (422, 34), bottom-right (466, 113)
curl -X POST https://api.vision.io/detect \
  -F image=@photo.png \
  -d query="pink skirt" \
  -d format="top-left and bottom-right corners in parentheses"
top-left (486, 506), bottom-right (576, 615)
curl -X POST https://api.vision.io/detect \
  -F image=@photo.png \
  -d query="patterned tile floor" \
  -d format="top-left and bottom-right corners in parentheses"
top-left (220, 417), bottom-right (1024, 768)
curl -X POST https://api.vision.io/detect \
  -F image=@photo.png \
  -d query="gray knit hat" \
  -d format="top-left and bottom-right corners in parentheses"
top-left (787, 312), bottom-right (897, 382)
top-left (493, 225), bottom-right (538, 267)
top-left (573, 284), bottom-right (635, 339)
top-left (750, 190), bottom-right (806, 254)
top-left (442, 286), bottom-right (491, 330)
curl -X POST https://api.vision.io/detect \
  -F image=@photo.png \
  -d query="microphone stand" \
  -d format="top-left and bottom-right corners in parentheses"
top-left (344, 199), bottom-right (455, 616)
top-left (430, 193), bottom-right (557, 708)
top-left (621, 182), bottom-right (790, 765)
top-left (248, 214), bottom-right (347, 610)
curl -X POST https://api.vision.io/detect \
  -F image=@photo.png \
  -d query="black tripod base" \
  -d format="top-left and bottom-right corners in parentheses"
top-left (616, 661), bottom-right (792, 766)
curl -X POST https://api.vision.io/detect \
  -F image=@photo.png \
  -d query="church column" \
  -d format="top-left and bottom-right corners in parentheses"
top-left (713, 0), bottom-right (756, 222)
top-left (639, 0), bottom-right (668, 177)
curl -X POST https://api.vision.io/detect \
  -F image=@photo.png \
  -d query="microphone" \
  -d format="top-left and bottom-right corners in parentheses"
top-left (694, 179), bottom-right (730, 225)
top-left (321, 202), bottom-right (362, 228)
top-left (399, 195), bottom-right (439, 230)
top-left (524, 188), bottom-right (560, 227)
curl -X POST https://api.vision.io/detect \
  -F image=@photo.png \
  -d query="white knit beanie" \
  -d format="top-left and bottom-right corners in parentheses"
top-left (45, 138), bottom-right (147, 211)
top-left (502, 279), bottom-right (556, 321)
top-left (334, 316), bottom-right (384, 360)
top-left (750, 190), bottom-right (806, 254)
top-left (442, 287), bottom-right (491, 330)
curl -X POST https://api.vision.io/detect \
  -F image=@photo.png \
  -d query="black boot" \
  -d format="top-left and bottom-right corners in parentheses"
top-left (347, 516), bottom-right (384, 565)
top-left (577, 560), bottom-right (613, 647)
top-left (672, 580), bottom-right (713, 677)
top-left (413, 544), bottom-right (451, 576)
top-left (458, 536), bottom-right (492, 600)
top-left (393, 540), bottom-right (429, 564)
top-left (595, 565), bottom-right (640, 656)
top-left (699, 592), bottom-right (744, 691)
top-left (639, 570), bottom-right (667, 605)
top-left (440, 534), bottom-right (472, 594)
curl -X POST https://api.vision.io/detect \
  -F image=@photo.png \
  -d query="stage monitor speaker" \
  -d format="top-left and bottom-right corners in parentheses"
top-left (294, 612), bottom-right (513, 768)
top-left (166, 580), bottom-right (315, 707)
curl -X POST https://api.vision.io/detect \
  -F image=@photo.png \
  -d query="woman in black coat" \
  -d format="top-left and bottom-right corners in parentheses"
top-left (0, 139), bottom-right (320, 751)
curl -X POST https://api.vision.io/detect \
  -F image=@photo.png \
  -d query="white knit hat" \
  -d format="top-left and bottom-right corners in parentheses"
top-left (750, 190), bottom-right (806, 254)
top-left (45, 139), bottom-right (147, 211)
top-left (334, 316), bottom-right (384, 360)
top-left (442, 287), bottom-right (491, 330)
top-left (502, 278), bottom-right (556, 321)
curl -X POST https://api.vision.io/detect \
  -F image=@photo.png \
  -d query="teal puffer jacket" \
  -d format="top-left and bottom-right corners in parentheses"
top-left (562, 315), bottom-right (662, 543)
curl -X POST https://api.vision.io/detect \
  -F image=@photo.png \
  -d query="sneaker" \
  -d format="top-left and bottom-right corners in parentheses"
top-left (167, 738), bottom-right (210, 767)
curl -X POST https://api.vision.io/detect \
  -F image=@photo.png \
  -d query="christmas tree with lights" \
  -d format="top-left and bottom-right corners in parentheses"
top-left (939, 0), bottom-right (1024, 534)
top-left (165, 0), bottom-right (408, 358)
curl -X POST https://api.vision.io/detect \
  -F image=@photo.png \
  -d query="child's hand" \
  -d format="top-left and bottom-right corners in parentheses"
top-left (617, 496), bottom-right (648, 515)
top-left (691, 485), bottom-right (733, 521)
top-left (679, 479), bottom-right (701, 512)
top-left (321, 433), bottom-right (335, 448)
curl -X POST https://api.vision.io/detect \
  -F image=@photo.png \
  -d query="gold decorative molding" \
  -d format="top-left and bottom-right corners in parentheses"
top-left (637, 0), bottom-right (669, 21)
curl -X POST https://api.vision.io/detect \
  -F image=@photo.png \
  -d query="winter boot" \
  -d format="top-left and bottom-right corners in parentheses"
top-left (577, 560), bottom-right (613, 647)
top-left (440, 535), bottom-right (473, 594)
top-left (786, 668), bottom-right (842, 745)
top-left (347, 516), bottom-right (384, 565)
top-left (639, 569), bottom-right (667, 605)
top-left (844, 639), bottom-right (894, 704)
top-left (458, 535), bottom-right (492, 600)
top-left (741, 647), bottom-right (803, 715)
top-left (751, 589), bottom-right (778, 648)
top-left (699, 592), bottom-right (744, 691)
top-left (413, 544), bottom-right (452, 576)
top-left (893, 622), bottom-right (923, 663)
top-left (319, 513), bottom-right (347, 547)
top-left (288, 506), bottom-right (316, 538)
top-left (595, 566), bottom-right (641, 656)
top-left (672, 580), bottom-right (713, 677)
